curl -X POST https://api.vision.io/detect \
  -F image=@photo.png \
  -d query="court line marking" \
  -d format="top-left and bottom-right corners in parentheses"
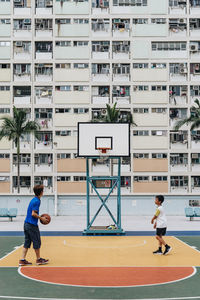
top-left (62, 239), bottom-right (147, 248)
top-left (18, 266), bottom-right (196, 288)
top-left (0, 244), bottom-right (23, 261)
top-left (1, 296), bottom-right (200, 300)
top-left (173, 236), bottom-right (200, 253)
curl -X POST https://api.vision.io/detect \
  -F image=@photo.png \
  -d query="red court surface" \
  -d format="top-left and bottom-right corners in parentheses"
top-left (19, 266), bottom-right (195, 287)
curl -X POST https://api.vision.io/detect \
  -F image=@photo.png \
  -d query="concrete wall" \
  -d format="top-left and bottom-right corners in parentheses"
top-left (0, 158), bottom-right (10, 172)
top-left (54, 47), bottom-right (89, 60)
top-left (54, 113), bottom-right (89, 127)
top-left (0, 91), bottom-right (10, 104)
top-left (54, 91), bottom-right (90, 104)
top-left (54, 2), bottom-right (89, 15)
top-left (133, 182), bottom-right (168, 193)
top-left (132, 91), bottom-right (168, 104)
top-left (55, 24), bottom-right (89, 37)
top-left (57, 182), bottom-right (86, 194)
top-left (0, 3), bottom-right (11, 15)
top-left (57, 158), bottom-right (86, 173)
top-left (0, 24), bottom-right (10, 37)
top-left (133, 24), bottom-right (167, 37)
top-left (134, 113), bottom-right (168, 127)
top-left (0, 69), bottom-right (11, 81)
top-left (54, 69), bottom-right (89, 82)
top-left (132, 136), bottom-right (168, 150)
top-left (132, 69), bottom-right (168, 82)
top-left (54, 136), bottom-right (77, 150)
top-left (0, 46), bottom-right (10, 59)
top-left (133, 159), bottom-right (168, 172)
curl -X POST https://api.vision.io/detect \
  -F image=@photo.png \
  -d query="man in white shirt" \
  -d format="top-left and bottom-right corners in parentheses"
top-left (151, 195), bottom-right (172, 255)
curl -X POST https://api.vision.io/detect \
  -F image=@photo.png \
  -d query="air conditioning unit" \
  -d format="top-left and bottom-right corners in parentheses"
top-left (190, 44), bottom-right (198, 52)
top-left (16, 41), bottom-right (23, 47)
top-left (46, 0), bottom-right (53, 7)
top-left (180, 68), bottom-right (187, 74)
top-left (180, 63), bottom-right (185, 68)
top-left (179, 19), bottom-right (185, 23)
top-left (5, 20), bottom-right (10, 24)
top-left (24, 19), bottom-right (31, 25)
top-left (101, 109), bottom-right (107, 115)
top-left (14, 0), bottom-right (22, 3)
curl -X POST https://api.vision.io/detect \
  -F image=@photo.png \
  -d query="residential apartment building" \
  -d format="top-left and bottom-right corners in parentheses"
top-left (0, 0), bottom-right (199, 215)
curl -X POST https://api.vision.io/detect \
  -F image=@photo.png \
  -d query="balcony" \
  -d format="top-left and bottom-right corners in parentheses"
top-left (13, 41), bottom-right (31, 60)
top-left (34, 176), bottom-right (53, 193)
top-left (169, 63), bottom-right (188, 82)
top-left (112, 86), bottom-right (130, 104)
top-left (13, 153), bottom-right (31, 173)
top-left (190, 63), bottom-right (200, 81)
top-left (91, 19), bottom-right (110, 37)
top-left (170, 176), bottom-right (188, 193)
top-left (35, 19), bottom-right (52, 37)
top-left (35, 64), bottom-right (53, 82)
top-left (191, 153), bottom-right (200, 171)
top-left (13, 64), bottom-right (31, 82)
top-left (112, 19), bottom-right (130, 38)
top-left (92, 41), bottom-right (110, 59)
top-left (170, 131), bottom-right (188, 150)
top-left (35, 86), bottom-right (52, 105)
top-left (13, 19), bottom-right (31, 38)
top-left (35, 108), bottom-right (53, 129)
top-left (35, 0), bottom-right (53, 15)
top-left (35, 132), bottom-right (53, 150)
top-left (13, 86), bottom-right (31, 105)
top-left (13, 0), bottom-right (31, 15)
top-left (112, 64), bottom-right (130, 82)
top-left (190, 0), bottom-right (200, 14)
top-left (169, 86), bottom-right (188, 105)
top-left (170, 153), bottom-right (188, 172)
top-left (112, 41), bottom-right (130, 59)
top-left (92, 64), bottom-right (110, 82)
top-left (91, 86), bottom-right (110, 104)
top-left (13, 176), bottom-right (31, 194)
top-left (35, 42), bottom-right (52, 60)
top-left (54, 0), bottom-right (89, 15)
top-left (13, 134), bottom-right (31, 151)
top-left (191, 131), bottom-right (200, 149)
top-left (169, 1), bottom-right (187, 14)
top-left (34, 154), bottom-right (53, 173)
top-left (190, 18), bottom-right (200, 37)
top-left (169, 19), bottom-right (187, 37)
top-left (92, 0), bottom-right (109, 14)
top-left (169, 108), bottom-right (187, 128)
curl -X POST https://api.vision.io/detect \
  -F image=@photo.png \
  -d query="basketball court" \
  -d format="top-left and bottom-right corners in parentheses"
top-left (1, 234), bottom-right (200, 299)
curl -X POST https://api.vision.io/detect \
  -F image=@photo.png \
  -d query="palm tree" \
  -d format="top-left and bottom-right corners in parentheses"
top-left (174, 99), bottom-right (200, 131)
top-left (0, 107), bottom-right (40, 193)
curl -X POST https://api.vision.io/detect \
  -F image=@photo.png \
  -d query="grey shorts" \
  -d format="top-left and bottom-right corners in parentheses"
top-left (24, 222), bottom-right (41, 249)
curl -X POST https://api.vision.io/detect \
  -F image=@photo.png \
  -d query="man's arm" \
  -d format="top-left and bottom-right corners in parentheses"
top-left (151, 209), bottom-right (160, 224)
top-left (32, 210), bottom-right (48, 224)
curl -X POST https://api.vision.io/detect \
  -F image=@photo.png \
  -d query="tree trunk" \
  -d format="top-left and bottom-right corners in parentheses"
top-left (17, 137), bottom-right (20, 194)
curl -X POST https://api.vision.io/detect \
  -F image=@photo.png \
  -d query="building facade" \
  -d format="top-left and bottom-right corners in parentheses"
top-left (0, 0), bottom-right (199, 215)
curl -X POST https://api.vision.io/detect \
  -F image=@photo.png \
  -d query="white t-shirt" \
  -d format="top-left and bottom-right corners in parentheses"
top-left (155, 205), bottom-right (167, 228)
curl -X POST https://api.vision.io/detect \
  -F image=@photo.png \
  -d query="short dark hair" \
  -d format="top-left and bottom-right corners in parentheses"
top-left (156, 195), bottom-right (164, 204)
top-left (33, 185), bottom-right (44, 197)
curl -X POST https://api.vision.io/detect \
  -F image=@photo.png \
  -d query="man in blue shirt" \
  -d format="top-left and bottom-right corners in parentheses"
top-left (19, 185), bottom-right (49, 266)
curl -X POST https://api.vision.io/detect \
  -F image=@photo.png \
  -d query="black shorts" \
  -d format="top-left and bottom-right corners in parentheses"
top-left (156, 227), bottom-right (167, 237)
top-left (24, 222), bottom-right (41, 249)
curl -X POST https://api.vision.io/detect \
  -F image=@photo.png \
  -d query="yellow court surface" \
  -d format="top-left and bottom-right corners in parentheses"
top-left (0, 236), bottom-right (200, 267)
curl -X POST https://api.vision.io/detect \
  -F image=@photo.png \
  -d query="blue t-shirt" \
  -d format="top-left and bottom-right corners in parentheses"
top-left (25, 196), bottom-right (40, 226)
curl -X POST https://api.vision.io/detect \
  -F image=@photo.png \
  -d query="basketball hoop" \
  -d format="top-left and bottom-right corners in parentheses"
top-left (97, 147), bottom-right (111, 156)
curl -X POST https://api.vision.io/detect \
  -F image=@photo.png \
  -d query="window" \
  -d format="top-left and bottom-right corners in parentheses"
top-left (74, 63), bottom-right (88, 69)
top-left (151, 63), bottom-right (166, 69)
top-left (73, 41), bottom-right (88, 47)
top-left (133, 108), bottom-right (149, 113)
top-left (0, 154), bottom-right (9, 158)
top-left (57, 153), bottom-right (71, 159)
top-left (151, 85), bottom-right (167, 91)
top-left (133, 18), bottom-right (148, 24)
top-left (151, 108), bottom-right (167, 113)
top-left (0, 42), bottom-right (10, 47)
top-left (133, 63), bottom-right (148, 69)
top-left (13, 154), bottom-right (30, 165)
top-left (152, 176), bottom-right (167, 181)
top-left (151, 130), bottom-right (167, 136)
top-left (57, 176), bottom-right (70, 182)
top-left (0, 86), bottom-right (10, 91)
top-left (134, 176), bottom-right (149, 181)
top-left (55, 41), bottom-right (71, 47)
top-left (55, 19), bottom-right (71, 24)
top-left (55, 63), bottom-right (70, 69)
top-left (55, 85), bottom-right (71, 91)
top-left (133, 153), bottom-right (149, 158)
top-left (113, 0), bottom-right (147, 6)
top-left (151, 18), bottom-right (166, 24)
top-left (73, 176), bottom-right (86, 181)
top-left (74, 108), bottom-right (89, 114)
top-left (55, 108), bottom-right (71, 113)
top-left (133, 85), bottom-right (149, 91)
top-left (152, 153), bottom-right (167, 159)
top-left (73, 85), bottom-right (89, 91)
top-left (0, 108), bottom-right (10, 114)
top-left (73, 19), bottom-right (89, 24)
top-left (55, 131), bottom-right (71, 136)
top-left (0, 19), bottom-right (10, 24)
top-left (0, 64), bottom-right (10, 69)
top-left (152, 42), bottom-right (186, 51)
top-left (133, 130), bottom-right (149, 136)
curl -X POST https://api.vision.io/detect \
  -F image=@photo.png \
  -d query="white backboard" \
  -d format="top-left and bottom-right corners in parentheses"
top-left (77, 122), bottom-right (130, 157)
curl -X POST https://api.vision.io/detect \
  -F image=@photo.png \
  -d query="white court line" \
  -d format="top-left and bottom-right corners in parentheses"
top-left (62, 240), bottom-right (147, 249)
top-left (1, 296), bottom-right (200, 300)
top-left (18, 266), bottom-right (197, 288)
top-left (0, 244), bottom-right (23, 261)
top-left (173, 236), bottom-right (200, 253)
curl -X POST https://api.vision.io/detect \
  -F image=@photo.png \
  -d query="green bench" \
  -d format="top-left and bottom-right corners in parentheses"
top-left (185, 207), bottom-right (200, 221)
top-left (0, 208), bottom-right (17, 221)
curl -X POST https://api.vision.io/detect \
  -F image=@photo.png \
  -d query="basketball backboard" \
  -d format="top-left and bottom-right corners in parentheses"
top-left (77, 122), bottom-right (130, 157)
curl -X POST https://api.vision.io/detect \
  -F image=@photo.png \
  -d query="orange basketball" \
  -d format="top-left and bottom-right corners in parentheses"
top-left (40, 214), bottom-right (51, 225)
